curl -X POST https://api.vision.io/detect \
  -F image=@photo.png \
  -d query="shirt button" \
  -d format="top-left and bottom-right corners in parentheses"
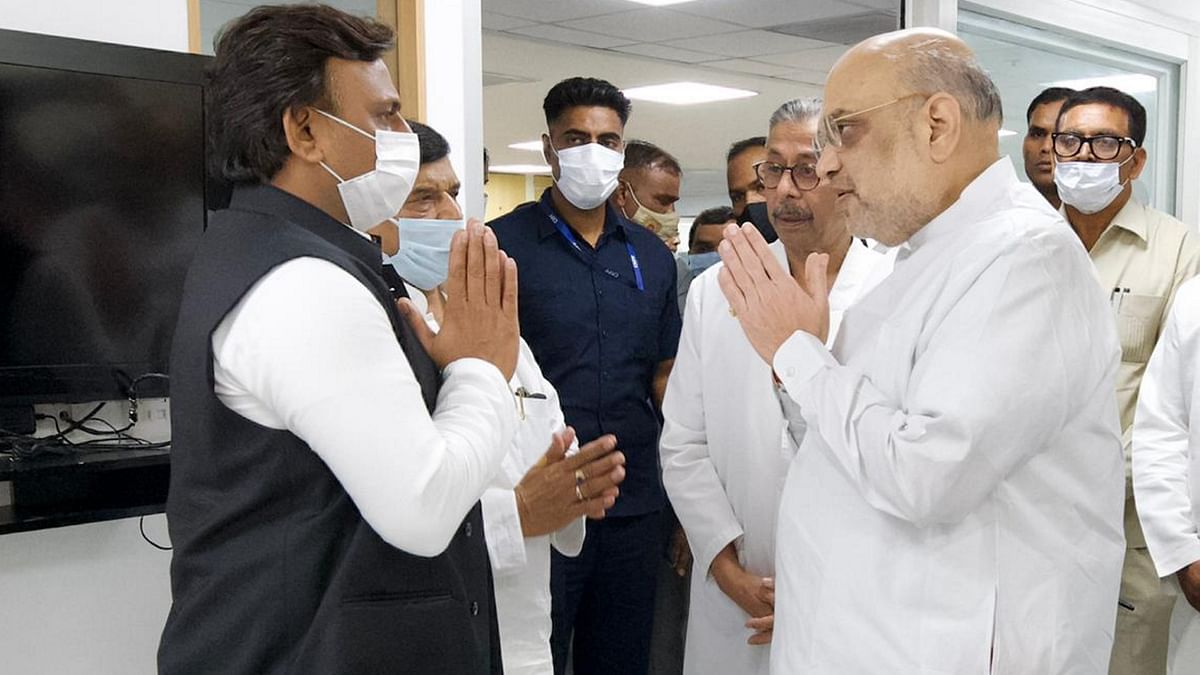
top-left (464, 522), bottom-right (473, 537)
top-left (470, 601), bottom-right (480, 616)
top-left (786, 367), bottom-right (796, 378)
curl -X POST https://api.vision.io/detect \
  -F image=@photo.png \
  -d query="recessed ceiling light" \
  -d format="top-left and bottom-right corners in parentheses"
top-left (998, 129), bottom-right (1019, 138)
top-left (489, 163), bottom-right (552, 175)
top-left (507, 140), bottom-right (545, 152)
top-left (625, 0), bottom-right (698, 6)
top-left (1043, 73), bottom-right (1157, 94)
top-left (623, 81), bottom-right (758, 105)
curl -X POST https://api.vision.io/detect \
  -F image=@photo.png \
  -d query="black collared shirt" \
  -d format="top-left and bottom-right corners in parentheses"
top-left (490, 189), bottom-right (681, 516)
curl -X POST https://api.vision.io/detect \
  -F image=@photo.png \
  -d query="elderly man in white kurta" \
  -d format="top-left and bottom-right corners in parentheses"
top-left (717, 29), bottom-right (1126, 675)
top-left (1133, 276), bottom-right (1200, 673)
top-left (660, 98), bottom-right (891, 675)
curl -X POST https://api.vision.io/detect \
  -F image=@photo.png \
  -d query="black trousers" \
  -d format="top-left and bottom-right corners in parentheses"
top-left (550, 512), bottom-right (661, 675)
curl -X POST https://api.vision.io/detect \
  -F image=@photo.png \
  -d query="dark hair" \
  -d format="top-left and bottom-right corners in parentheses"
top-left (1026, 87), bottom-right (1075, 123)
top-left (408, 120), bottom-right (450, 165)
top-left (689, 205), bottom-right (734, 248)
top-left (1057, 86), bottom-right (1148, 147)
top-left (543, 76), bottom-right (631, 127)
top-left (207, 4), bottom-right (394, 183)
top-left (623, 139), bottom-right (681, 176)
top-left (727, 136), bottom-right (766, 163)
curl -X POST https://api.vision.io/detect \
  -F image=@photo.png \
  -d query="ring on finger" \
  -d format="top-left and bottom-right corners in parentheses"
top-left (575, 485), bottom-right (586, 502)
top-left (575, 469), bottom-right (587, 483)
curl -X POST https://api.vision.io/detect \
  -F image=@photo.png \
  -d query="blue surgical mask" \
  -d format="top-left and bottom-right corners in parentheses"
top-left (387, 217), bottom-right (466, 291)
top-left (685, 251), bottom-right (721, 276)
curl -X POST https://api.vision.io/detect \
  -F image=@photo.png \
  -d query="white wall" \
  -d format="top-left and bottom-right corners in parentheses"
top-left (0, 0), bottom-right (190, 52)
top-left (0, 4), bottom-right (188, 673)
top-left (0, 517), bottom-right (174, 674)
top-left (425, 0), bottom-right (486, 220)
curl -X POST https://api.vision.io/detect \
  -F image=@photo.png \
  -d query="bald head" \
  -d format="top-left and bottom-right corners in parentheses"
top-left (841, 29), bottom-right (1002, 126)
top-left (815, 28), bottom-right (1004, 246)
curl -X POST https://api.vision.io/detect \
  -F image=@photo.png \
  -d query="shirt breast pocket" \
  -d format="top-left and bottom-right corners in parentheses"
top-left (609, 280), bottom-right (661, 359)
top-left (1116, 293), bottom-right (1166, 364)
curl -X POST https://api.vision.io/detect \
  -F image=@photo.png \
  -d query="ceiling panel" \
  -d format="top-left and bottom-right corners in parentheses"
top-left (752, 45), bottom-right (848, 71)
top-left (559, 8), bottom-right (733, 43)
top-left (705, 58), bottom-right (799, 78)
top-left (507, 23), bottom-right (640, 49)
top-left (612, 42), bottom-right (727, 64)
top-left (482, 11), bottom-right (538, 31)
top-left (662, 29), bottom-right (829, 58)
top-left (483, 0), bottom-right (634, 23)
top-left (666, 0), bottom-right (892, 29)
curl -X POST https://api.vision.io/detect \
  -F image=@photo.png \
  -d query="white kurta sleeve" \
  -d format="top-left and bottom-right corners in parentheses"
top-left (661, 279), bottom-right (744, 574)
top-left (1133, 291), bottom-right (1200, 578)
top-left (482, 487), bottom-right (527, 575)
top-left (774, 240), bottom-right (1097, 527)
top-left (213, 258), bottom-right (517, 558)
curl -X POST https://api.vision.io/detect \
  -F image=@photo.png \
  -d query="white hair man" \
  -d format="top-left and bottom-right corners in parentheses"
top-left (659, 97), bottom-right (891, 675)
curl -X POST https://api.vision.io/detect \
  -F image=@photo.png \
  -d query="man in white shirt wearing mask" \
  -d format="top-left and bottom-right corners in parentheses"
top-left (491, 76), bottom-right (682, 675)
top-left (660, 97), bottom-right (891, 675)
top-left (1133, 277), bottom-right (1200, 674)
top-left (717, 28), bottom-right (1126, 673)
top-left (367, 120), bottom-right (629, 675)
top-left (1052, 86), bottom-right (1200, 675)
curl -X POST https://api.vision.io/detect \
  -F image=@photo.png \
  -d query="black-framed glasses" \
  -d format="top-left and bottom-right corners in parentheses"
top-left (1052, 132), bottom-right (1138, 161)
top-left (754, 160), bottom-right (819, 191)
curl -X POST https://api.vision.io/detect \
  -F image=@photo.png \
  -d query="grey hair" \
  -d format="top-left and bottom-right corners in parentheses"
top-left (769, 97), bottom-right (823, 130)
top-left (887, 40), bottom-right (1003, 124)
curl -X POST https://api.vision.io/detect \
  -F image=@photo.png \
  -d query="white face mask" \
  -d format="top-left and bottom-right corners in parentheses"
top-left (386, 217), bottom-right (466, 291)
top-left (1054, 155), bottom-right (1133, 215)
top-left (549, 142), bottom-right (624, 210)
top-left (315, 109), bottom-right (421, 232)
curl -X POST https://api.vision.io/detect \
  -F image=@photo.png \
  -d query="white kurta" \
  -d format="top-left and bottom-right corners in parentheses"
top-left (770, 159), bottom-right (1126, 674)
top-left (412, 286), bottom-right (584, 675)
top-left (1132, 276), bottom-right (1200, 672)
top-left (660, 240), bottom-right (891, 675)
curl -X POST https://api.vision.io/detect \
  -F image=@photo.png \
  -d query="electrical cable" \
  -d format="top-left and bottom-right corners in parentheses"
top-left (139, 516), bottom-right (173, 551)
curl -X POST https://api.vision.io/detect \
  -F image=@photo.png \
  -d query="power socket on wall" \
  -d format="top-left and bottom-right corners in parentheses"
top-left (30, 397), bottom-right (171, 445)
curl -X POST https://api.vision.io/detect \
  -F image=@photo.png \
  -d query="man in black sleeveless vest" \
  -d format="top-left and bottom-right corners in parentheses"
top-left (158, 6), bottom-right (520, 673)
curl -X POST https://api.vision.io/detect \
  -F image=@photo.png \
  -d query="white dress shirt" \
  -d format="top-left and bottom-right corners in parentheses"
top-left (409, 285), bottom-right (584, 675)
top-left (770, 159), bottom-right (1126, 674)
top-left (1133, 276), bottom-right (1200, 673)
top-left (211, 257), bottom-right (517, 558)
top-left (660, 239), bottom-right (891, 675)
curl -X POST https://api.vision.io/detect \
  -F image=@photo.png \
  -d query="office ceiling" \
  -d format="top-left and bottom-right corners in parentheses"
top-left (482, 0), bottom-right (901, 212)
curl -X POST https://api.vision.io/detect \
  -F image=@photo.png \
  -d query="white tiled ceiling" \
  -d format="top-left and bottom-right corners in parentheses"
top-left (559, 9), bottom-right (733, 42)
top-left (484, 0), bottom-right (899, 88)
top-left (482, 0), bottom-right (902, 211)
top-left (508, 23), bottom-right (640, 49)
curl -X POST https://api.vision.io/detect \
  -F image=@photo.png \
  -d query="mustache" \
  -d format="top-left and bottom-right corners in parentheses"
top-left (773, 202), bottom-right (814, 221)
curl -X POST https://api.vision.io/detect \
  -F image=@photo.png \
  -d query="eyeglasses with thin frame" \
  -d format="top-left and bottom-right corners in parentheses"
top-left (816, 93), bottom-right (929, 152)
top-left (1051, 132), bottom-right (1138, 161)
top-left (754, 160), bottom-right (820, 191)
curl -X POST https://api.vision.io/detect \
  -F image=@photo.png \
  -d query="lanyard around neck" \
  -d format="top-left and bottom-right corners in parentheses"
top-left (538, 200), bottom-right (644, 292)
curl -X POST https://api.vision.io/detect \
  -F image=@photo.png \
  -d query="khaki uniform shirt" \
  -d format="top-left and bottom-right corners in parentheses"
top-left (1072, 199), bottom-right (1200, 547)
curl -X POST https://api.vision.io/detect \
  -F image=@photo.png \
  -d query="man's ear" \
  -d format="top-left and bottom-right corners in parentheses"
top-left (924, 93), bottom-right (963, 164)
top-left (283, 106), bottom-right (324, 164)
top-left (542, 133), bottom-right (560, 178)
top-left (612, 180), bottom-right (629, 210)
top-left (1127, 146), bottom-right (1148, 182)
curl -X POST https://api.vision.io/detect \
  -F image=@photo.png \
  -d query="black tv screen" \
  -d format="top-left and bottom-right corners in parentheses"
top-left (0, 30), bottom-right (210, 404)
